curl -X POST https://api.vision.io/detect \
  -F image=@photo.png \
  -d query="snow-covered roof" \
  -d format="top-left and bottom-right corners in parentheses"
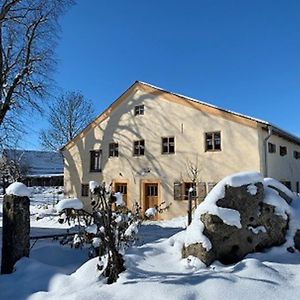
top-left (3, 149), bottom-right (64, 176)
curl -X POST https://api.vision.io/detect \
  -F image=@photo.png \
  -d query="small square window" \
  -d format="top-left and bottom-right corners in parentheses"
top-left (134, 105), bottom-right (144, 116)
top-left (268, 142), bottom-right (276, 153)
top-left (133, 140), bottom-right (145, 156)
top-left (280, 146), bottom-right (287, 156)
top-left (109, 142), bottom-right (119, 157)
top-left (81, 184), bottom-right (89, 197)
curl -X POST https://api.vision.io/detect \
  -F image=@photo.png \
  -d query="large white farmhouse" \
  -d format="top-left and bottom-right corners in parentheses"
top-left (62, 81), bottom-right (300, 219)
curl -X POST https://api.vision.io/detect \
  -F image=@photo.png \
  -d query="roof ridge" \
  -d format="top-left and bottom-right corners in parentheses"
top-left (137, 80), bottom-right (269, 125)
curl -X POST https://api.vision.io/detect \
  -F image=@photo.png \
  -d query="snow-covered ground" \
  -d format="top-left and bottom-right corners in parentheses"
top-left (1, 187), bottom-right (300, 299)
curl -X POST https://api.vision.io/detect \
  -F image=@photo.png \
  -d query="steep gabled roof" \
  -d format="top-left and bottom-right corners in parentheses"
top-left (61, 81), bottom-right (300, 151)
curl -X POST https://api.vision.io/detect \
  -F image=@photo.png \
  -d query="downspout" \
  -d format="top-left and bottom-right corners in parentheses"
top-left (264, 125), bottom-right (273, 177)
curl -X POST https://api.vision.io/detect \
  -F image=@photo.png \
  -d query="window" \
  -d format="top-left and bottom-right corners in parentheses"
top-left (90, 150), bottom-right (102, 172)
top-left (133, 140), bottom-right (145, 156)
top-left (109, 142), bottom-right (119, 157)
top-left (115, 183), bottom-right (127, 195)
top-left (280, 146), bottom-right (287, 156)
top-left (268, 142), bottom-right (276, 153)
top-left (205, 132), bottom-right (221, 151)
top-left (174, 182), bottom-right (183, 200)
top-left (294, 151), bottom-right (300, 159)
top-left (81, 184), bottom-right (89, 197)
top-left (146, 184), bottom-right (158, 197)
top-left (134, 105), bottom-right (144, 116)
top-left (174, 182), bottom-right (196, 201)
top-left (162, 137), bottom-right (175, 154)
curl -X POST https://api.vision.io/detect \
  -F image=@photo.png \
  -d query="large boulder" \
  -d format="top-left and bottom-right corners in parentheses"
top-left (182, 172), bottom-right (298, 266)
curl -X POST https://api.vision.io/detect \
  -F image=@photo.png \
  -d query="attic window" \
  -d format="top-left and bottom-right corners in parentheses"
top-left (268, 142), bottom-right (276, 153)
top-left (133, 140), bottom-right (145, 156)
top-left (134, 105), bottom-right (144, 116)
top-left (280, 146), bottom-right (287, 156)
top-left (109, 142), bottom-right (119, 157)
top-left (162, 137), bottom-right (175, 154)
top-left (205, 132), bottom-right (221, 151)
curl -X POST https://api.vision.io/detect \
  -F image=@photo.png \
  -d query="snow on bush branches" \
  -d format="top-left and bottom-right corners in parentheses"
top-left (57, 181), bottom-right (142, 284)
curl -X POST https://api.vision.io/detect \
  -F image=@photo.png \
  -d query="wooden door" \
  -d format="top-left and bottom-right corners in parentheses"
top-left (144, 183), bottom-right (158, 210)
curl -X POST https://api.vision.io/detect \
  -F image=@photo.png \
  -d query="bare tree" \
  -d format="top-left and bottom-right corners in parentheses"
top-left (0, 150), bottom-right (29, 181)
top-left (186, 157), bottom-right (201, 225)
top-left (0, 0), bottom-right (74, 137)
top-left (40, 91), bottom-right (94, 151)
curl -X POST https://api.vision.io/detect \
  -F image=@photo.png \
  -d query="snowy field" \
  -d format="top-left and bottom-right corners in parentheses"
top-left (1, 187), bottom-right (300, 299)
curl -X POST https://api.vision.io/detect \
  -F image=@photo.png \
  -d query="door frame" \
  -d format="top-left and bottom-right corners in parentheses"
top-left (140, 179), bottom-right (161, 214)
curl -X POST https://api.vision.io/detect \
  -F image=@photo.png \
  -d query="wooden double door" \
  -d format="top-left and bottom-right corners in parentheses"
top-left (144, 183), bottom-right (159, 210)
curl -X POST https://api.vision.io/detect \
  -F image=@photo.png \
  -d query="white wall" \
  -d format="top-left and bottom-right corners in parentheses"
top-left (64, 87), bottom-right (262, 219)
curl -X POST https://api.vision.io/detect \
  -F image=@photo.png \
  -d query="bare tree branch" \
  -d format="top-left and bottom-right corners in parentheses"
top-left (40, 91), bottom-right (94, 151)
top-left (0, 0), bottom-right (74, 143)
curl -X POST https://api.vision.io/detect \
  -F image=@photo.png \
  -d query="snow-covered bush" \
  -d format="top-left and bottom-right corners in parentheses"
top-left (58, 182), bottom-right (142, 284)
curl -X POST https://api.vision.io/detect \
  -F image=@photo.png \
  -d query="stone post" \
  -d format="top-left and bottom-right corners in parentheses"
top-left (1, 194), bottom-right (30, 274)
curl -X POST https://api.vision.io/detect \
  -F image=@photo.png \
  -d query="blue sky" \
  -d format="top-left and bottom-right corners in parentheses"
top-left (23, 0), bottom-right (300, 149)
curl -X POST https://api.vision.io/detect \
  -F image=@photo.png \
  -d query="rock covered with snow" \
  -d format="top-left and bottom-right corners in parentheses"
top-left (6, 182), bottom-right (31, 197)
top-left (56, 198), bottom-right (84, 213)
top-left (181, 172), bottom-right (300, 266)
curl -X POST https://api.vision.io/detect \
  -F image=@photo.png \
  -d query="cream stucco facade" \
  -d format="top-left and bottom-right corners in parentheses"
top-left (62, 82), bottom-right (300, 219)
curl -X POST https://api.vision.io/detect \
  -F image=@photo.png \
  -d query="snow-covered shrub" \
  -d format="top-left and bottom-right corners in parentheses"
top-left (58, 182), bottom-right (142, 284)
top-left (143, 201), bottom-right (171, 220)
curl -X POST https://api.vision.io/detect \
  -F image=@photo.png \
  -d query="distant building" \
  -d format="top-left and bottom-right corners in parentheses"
top-left (2, 149), bottom-right (64, 186)
top-left (62, 81), bottom-right (300, 219)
